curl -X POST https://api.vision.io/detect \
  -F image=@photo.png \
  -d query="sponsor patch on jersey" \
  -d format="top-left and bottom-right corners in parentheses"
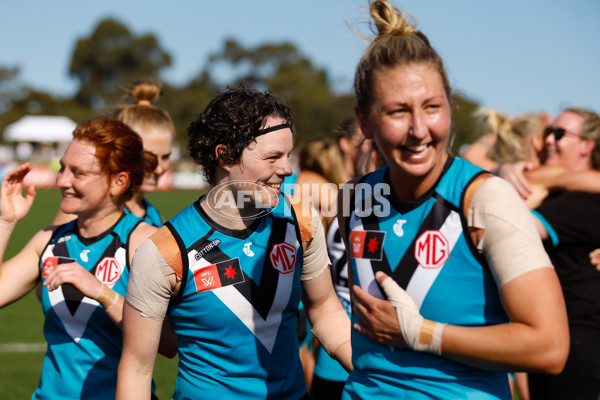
top-left (193, 258), bottom-right (245, 292)
top-left (194, 239), bottom-right (221, 260)
top-left (94, 257), bottom-right (123, 285)
top-left (270, 242), bottom-right (296, 274)
top-left (350, 230), bottom-right (385, 260)
top-left (41, 256), bottom-right (76, 277)
top-left (415, 229), bottom-right (449, 269)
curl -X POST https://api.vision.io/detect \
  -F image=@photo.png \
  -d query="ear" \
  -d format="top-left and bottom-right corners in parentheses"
top-left (531, 134), bottom-right (544, 153)
top-left (215, 144), bottom-right (233, 172)
top-left (110, 171), bottom-right (130, 197)
top-left (355, 105), bottom-right (373, 139)
top-left (580, 138), bottom-right (596, 157)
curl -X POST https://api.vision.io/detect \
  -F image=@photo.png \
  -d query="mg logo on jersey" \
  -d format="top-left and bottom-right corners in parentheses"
top-left (415, 230), bottom-right (449, 269)
top-left (270, 242), bottom-right (296, 274)
top-left (95, 257), bottom-right (122, 285)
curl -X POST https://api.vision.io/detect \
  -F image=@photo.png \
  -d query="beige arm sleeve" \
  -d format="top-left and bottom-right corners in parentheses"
top-left (468, 177), bottom-right (552, 288)
top-left (300, 210), bottom-right (331, 281)
top-left (125, 239), bottom-right (174, 321)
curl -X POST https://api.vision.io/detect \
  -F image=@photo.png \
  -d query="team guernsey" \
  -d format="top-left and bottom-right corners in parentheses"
top-left (125, 198), bottom-right (163, 227)
top-left (35, 213), bottom-right (143, 400)
top-left (164, 196), bottom-right (308, 399)
top-left (343, 157), bottom-right (511, 400)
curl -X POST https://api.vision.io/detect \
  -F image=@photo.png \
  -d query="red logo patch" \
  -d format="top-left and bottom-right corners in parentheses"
top-left (270, 243), bottom-right (296, 274)
top-left (192, 258), bottom-right (244, 293)
top-left (94, 257), bottom-right (122, 285)
top-left (41, 256), bottom-right (76, 277)
top-left (415, 230), bottom-right (449, 269)
top-left (41, 257), bottom-right (58, 277)
top-left (349, 230), bottom-right (385, 260)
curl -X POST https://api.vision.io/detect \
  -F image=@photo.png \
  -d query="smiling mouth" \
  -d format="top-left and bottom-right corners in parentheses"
top-left (401, 143), bottom-right (430, 155)
top-left (406, 144), bottom-right (427, 152)
top-left (265, 183), bottom-right (281, 190)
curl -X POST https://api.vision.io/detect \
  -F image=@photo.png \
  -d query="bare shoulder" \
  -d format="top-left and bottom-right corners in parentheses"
top-left (130, 222), bottom-right (159, 253)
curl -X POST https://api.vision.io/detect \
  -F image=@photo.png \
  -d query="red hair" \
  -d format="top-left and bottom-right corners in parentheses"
top-left (72, 116), bottom-right (157, 203)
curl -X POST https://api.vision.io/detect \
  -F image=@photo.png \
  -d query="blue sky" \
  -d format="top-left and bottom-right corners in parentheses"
top-left (1, 0), bottom-right (599, 117)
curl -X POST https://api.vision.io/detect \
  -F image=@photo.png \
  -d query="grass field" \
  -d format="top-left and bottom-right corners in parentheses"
top-left (0, 188), bottom-right (203, 400)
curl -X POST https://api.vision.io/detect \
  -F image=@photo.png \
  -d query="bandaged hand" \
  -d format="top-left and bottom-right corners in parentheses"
top-left (376, 271), bottom-right (444, 354)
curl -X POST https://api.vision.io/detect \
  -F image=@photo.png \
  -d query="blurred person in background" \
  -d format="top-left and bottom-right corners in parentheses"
top-left (0, 117), bottom-right (174, 399)
top-left (336, 117), bottom-right (373, 179)
top-left (527, 108), bottom-right (600, 400)
top-left (463, 108), bottom-right (548, 211)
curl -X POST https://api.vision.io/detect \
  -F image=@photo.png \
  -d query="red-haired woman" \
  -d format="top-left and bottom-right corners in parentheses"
top-left (0, 116), bottom-right (170, 399)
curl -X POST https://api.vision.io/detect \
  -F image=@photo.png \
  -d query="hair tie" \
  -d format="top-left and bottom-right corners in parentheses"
top-left (138, 100), bottom-right (151, 106)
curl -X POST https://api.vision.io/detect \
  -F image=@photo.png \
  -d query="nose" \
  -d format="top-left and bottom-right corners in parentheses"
top-left (544, 131), bottom-right (556, 146)
top-left (409, 112), bottom-right (427, 139)
top-left (56, 169), bottom-right (70, 189)
top-left (155, 159), bottom-right (166, 177)
top-left (278, 157), bottom-right (293, 177)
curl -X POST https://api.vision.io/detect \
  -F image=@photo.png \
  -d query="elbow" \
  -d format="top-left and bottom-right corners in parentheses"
top-left (542, 343), bottom-right (569, 375)
top-left (534, 332), bottom-right (570, 375)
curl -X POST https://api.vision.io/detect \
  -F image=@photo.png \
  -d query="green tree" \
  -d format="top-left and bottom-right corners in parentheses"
top-left (161, 71), bottom-right (218, 147)
top-left (0, 66), bottom-right (23, 114)
top-left (69, 18), bottom-right (172, 108)
top-left (205, 39), bottom-right (355, 145)
top-left (451, 92), bottom-right (482, 156)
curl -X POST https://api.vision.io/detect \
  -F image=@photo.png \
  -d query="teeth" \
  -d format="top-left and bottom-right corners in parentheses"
top-left (267, 184), bottom-right (281, 189)
top-left (406, 144), bottom-right (427, 152)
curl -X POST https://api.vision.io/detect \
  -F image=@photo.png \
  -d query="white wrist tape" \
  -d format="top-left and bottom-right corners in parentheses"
top-left (311, 309), bottom-right (351, 357)
top-left (379, 276), bottom-right (444, 354)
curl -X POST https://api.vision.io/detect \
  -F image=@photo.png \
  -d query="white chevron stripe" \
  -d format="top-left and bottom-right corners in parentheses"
top-left (189, 222), bottom-right (299, 353)
top-left (406, 210), bottom-right (462, 308)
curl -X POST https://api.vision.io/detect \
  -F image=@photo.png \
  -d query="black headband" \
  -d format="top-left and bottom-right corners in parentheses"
top-left (254, 123), bottom-right (292, 137)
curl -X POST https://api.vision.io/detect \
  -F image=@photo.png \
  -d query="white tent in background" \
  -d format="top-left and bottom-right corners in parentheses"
top-left (3, 115), bottom-right (76, 143)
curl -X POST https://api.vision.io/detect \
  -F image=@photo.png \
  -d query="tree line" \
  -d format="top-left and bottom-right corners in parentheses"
top-left (0, 17), bottom-right (482, 159)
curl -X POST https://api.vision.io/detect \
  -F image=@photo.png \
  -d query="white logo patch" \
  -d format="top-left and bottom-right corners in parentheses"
top-left (393, 219), bottom-right (407, 237)
top-left (243, 242), bottom-right (255, 257)
top-left (80, 249), bottom-right (90, 262)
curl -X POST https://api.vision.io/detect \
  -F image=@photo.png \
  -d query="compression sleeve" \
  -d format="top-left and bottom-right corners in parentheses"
top-left (125, 238), bottom-right (174, 321)
top-left (468, 177), bottom-right (552, 287)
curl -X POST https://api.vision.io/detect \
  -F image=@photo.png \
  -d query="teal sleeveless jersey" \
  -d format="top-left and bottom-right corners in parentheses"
top-left (125, 198), bottom-right (163, 227)
top-left (36, 213), bottom-right (144, 400)
top-left (343, 157), bottom-right (511, 400)
top-left (165, 196), bottom-right (308, 399)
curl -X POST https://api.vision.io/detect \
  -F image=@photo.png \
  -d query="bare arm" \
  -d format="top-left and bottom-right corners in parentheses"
top-left (353, 268), bottom-right (568, 373)
top-left (302, 268), bottom-right (352, 372)
top-left (117, 238), bottom-right (179, 396)
top-left (0, 163), bottom-right (46, 307)
top-left (527, 166), bottom-right (600, 193)
top-left (442, 268), bottom-right (568, 372)
top-left (590, 248), bottom-right (600, 271)
top-left (300, 203), bottom-right (352, 372)
top-left (496, 162), bottom-right (534, 200)
top-left (116, 303), bottom-right (163, 400)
